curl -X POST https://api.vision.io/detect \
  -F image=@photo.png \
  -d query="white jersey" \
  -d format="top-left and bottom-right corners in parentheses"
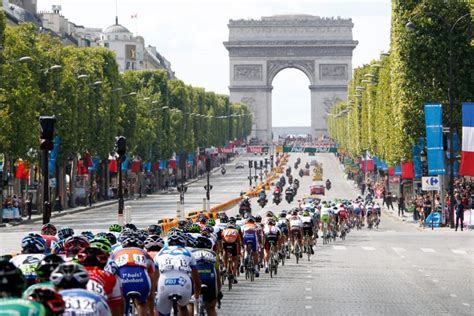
top-left (289, 216), bottom-right (302, 228)
top-left (263, 224), bottom-right (280, 236)
top-left (154, 245), bottom-right (196, 275)
top-left (320, 208), bottom-right (331, 216)
top-left (301, 216), bottom-right (313, 224)
top-left (60, 288), bottom-right (111, 316)
top-left (10, 254), bottom-right (45, 282)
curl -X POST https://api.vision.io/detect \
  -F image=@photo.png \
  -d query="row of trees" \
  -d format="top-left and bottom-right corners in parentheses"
top-left (327, 1), bottom-right (473, 165)
top-left (0, 19), bottom-right (252, 167)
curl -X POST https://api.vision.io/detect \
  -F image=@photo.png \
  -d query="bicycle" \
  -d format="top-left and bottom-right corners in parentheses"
top-left (193, 284), bottom-right (207, 316)
top-left (268, 240), bottom-right (278, 278)
top-left (304, 232), bottom-right (311, 261)
top-left (322, 222), bottom-right (330, 245)
top-left (244, 242), bottom-right (255, 282)
top-left (168, 293), bottom-right (182, 316)
top-left (225, 249), bottom-right (235, 291)
top-left (125, 291), bottom-right (140, 316)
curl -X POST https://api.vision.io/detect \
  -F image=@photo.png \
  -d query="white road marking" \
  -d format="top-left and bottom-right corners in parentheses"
top-left (392, 247), bottom-right (406, 252)
top-left (432, 279), bottom-right (439, 283)
top-left (424, 274), bottom-right (430, 277)
top-left (305, 306), bottom-right (312, 310)
top-left (450, 294), bottom-right (457, 298)
top-left (305, 296), bottom-right (312, 300)
top-left (421, 248), bottom-right (435, 253)
top-left (385, 230), bottom-right (396, 233)
top-left (333, 245), bottom-right (346, 250)
top-left (305, 280), bottom-right (311, 284)
top-left (361, 246), bottom-right (375, 251)
top-left (462, 303), bottom-right (470, 307)
top-left (305, 288), bottom-right (312, 292)
top-left (452, 249), bottom-right (467, 255)
top-left (418, 269), bottom-right (424, 272)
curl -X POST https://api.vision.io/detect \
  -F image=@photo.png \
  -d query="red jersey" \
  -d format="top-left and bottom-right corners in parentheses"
top-left (85, 266), bottom-right (123, 308)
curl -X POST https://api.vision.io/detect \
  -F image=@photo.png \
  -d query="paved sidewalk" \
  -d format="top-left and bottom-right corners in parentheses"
top-left (0, 174), bottom-right (207, 229)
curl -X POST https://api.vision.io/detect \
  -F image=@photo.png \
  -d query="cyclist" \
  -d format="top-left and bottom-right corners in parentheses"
top-left (288, 210), bottom-right (303, 258)
top-left (110, 233), bottom-right (154, 316)
top-left (78, 247), bottom-right (123, 316)
top-left (26, 287), bottom-right (65, 316)
top-left (10, 234), bottom-right (46, 286)
top-left (241, 216), bottom-right (260, 277)
top-left (301, 210), bottom-right (315, 254)
top-left (23, 254), bottom-right (65, 298)
top-left (144, 234), bottom-right (164, 316)
top-left (40, 224), bottom-right (58, 252)
top-left (0, 259), bottom-right (48, 315)
top-left (276, 211), bottom-right (290, 258)
top-left (191, 236), bottom-right (222, 316)
top-left (147, 224), bottom-right (162, 236)
top-left (263, 218), bottom-right (281, 273)
top-left (221, 222), bottom-right (241, 284)
top-left (338, 204), bottom-right (349, 235)
top-left (155, 230), bottom-right (201, 316)
top-left (255, 215), bottom-right (265, 269)
top-left (51, 262), bottom-right (111, 316)
top-left (64, 235), bottom-right (90, 258)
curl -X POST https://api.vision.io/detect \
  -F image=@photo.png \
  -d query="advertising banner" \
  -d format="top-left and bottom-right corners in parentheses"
top-left (424, 103), bottom-right (446, 175)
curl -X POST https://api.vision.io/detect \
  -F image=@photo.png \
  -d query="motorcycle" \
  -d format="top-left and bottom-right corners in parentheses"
top-left (325, 180), bottom-right (331, 190)
top-left (239, 203), bottom-right (251, 217)
top-left (293, 179), bottom-right (300, 189)
top-left (299, 169), bottom-right (304, 178)
top-left (288, 175), bottom-right (293, 185)
top-left (258, 197), bottom-right (268, 208)
top-left (286, 167), bottom-right (291, 177)
top-left (305, 162), bottom-right (310, 169)
top-left (285, 191), bottom-right (294, 203)
top-left (273, 193), bottom-right (281, 205)
top-left (221, 167), bottom-right (226, 175)
top-left (280, 176), bottom-right (286, 187)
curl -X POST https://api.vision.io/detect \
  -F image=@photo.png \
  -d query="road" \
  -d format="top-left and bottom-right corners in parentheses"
top-left (1, 153), bottom-right (473, 315)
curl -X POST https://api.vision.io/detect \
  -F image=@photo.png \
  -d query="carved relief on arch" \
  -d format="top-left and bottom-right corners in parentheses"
top-left (266, 60), bottom-right (315, 85)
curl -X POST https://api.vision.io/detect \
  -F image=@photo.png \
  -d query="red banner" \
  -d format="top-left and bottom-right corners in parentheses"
top-left (131, 160), bottom-right (141, 173)
top-left (109, 159), bottom-right (118, 173)
top-left (247, 146), bottom-right (263, 153)
top-left (401, 161), bottom-right (414, 179)
top-left (388, 166), bottom-right (395, 176)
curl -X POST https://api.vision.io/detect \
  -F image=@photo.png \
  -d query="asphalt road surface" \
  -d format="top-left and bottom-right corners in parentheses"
top-left (1, 153), bottom-right (472, 316)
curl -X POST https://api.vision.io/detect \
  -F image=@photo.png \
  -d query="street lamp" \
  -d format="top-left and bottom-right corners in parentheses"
top-left (39, 116), bottom-right (56, 224)
top-left (115, 136), bottom-right (126, 225)
top-left (406, 11), bottom-right (470, 228)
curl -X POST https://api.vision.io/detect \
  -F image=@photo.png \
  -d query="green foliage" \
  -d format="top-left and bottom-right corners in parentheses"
top-left (328, 0), bottom-right (473, 165)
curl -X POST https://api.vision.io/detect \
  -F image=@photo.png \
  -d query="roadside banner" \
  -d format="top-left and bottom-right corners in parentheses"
top-left (424, 103), bottom-right (446, 175)
top-left (459, 102), bottom-right (474, 176)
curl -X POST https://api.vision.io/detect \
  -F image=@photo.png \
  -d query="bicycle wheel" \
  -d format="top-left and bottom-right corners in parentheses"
top-left (295, 245), bottom-right (300, 264)
top-left (281, 248), bottom-right (285, 266)
top-left (306, 240), bottom-right (311, 262)
top-left (269, 247), bottom-right (273, 278)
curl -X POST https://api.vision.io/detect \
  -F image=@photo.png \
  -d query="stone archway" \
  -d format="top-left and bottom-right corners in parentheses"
top-left (224, 15), bottom-right (358, 142)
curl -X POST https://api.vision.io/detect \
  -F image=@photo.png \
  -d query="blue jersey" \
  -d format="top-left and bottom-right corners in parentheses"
top-left (60, 288), bottom-right (111, 316)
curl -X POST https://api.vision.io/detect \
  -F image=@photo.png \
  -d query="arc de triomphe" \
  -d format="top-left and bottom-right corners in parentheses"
top-left (224, 15), bottom-right (358, 142)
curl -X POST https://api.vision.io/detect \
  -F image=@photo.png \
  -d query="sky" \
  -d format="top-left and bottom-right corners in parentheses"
top-left (36, 0), bottom-right (392, 127)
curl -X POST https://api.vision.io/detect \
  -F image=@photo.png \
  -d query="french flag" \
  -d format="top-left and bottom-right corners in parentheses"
top-left (459, 102), bottom-right (474, 176)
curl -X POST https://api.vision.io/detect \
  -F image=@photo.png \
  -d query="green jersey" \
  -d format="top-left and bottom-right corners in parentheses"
top-left (22, 281), bottom-right (55, 299)
top-left (0, 298), bottom-right (47, 316)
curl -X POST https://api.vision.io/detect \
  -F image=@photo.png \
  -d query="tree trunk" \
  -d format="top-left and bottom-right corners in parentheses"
top-left (70, 157), bottom-right (77, 208)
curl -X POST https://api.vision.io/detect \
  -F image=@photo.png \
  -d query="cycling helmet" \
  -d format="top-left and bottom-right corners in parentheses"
top-left (167, 230), bottom-right (186, 247)
top-left (243, 212), bottom-right (250, 219)
top-left (41, 223), bottom-right (57, 236)
top-left (206, 219), bottom-right (215, 227)
top-left (280, 211), bottom-right (287, 218)
top-left (109, 224), bottom-right (122, 233)
top-left (64, 236), bottom-right (90, 256)
top-left (235, 214), bottom-right (242, 220)
top-left (255, 215), bottom-right (262, 223)
top-left (51, 239), bottom-right (65, 255)
top-left (0, 260), bottom-right (27, 297)
top-left (178, 219), bottom-right (189, 230)
top-left (121, 233), bottom-right (144, 248)
top-left (144, 235), bottom-right (164, 251)
top-left (229, 217), bottom-right (236, 224)
top-left (204, 225), bottom-right (214, 234)
top-left (118, 228), bottom-right (134, 244)
top-left (267, 218), bottom-right (275, 225)
top-left (21, 235), bottom-right (46, 254)
top-left (123, 223), bottom-right (138, 231)
top-left (136, 229), bottom-right (149, 241)
top-left (247, 216), bottom-right (255, 223)
top-left (292, 210), bottom-right (298, 216)
top-left (80, 231), bottom-right (94, 241)
top-left (50, 263), bottom-right (89, 290)
top-left (196, 236), bottom-right (213, 249)
top-left (36, 254), bottom-right (65, 280)
top-left (27, 287), bottom-right (65, 315)
top-left (226, 223), bottom-right (236, 229)
top-left (77, 247), bottom-right (109, 268)
top-left (265, 211), bottom-right (274, 218)
top-left (189, 224), bottom-right (201, 234)
top-left (219, 212), bottom-right (228, 223)
top-left (185, 234), bottom-right (197, 248)
top-left (57, 227), bottom-right (74, 240)
top-left (105, 232), bottom-right (117, 245)
top-left (89, 236), bottom-right (112, 254)
top-left (303, 211), bottom-right (310, 216)
top-left (147, 224), bottom-right (162, 236)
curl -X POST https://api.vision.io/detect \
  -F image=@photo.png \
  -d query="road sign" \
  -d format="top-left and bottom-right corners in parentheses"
top-left (422, 176), bottom-right (440, 191)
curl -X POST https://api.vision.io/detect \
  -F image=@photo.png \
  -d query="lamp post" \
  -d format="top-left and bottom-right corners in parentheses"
top-left (115, 136), bottom-right (126, 225)
top-left (248, 160), bottom-right (253, 187)
top-left (406, 12), bottom-right (470, 229)
top-left (39, 116), bottom-right (56, 224)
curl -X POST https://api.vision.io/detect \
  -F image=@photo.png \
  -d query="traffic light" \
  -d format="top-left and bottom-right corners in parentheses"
top-left (115, 136), bottom-right (127, 156)
top-left (39, 116), bottom-right (56, 150)
top-left (260, 160), bottom-right (263, 169)
top-left (254, 161), bottom-right (257, 169)
top-left (248, 160), bottom-right (253, 169)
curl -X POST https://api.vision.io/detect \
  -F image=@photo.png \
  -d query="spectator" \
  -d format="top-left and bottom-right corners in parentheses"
top-left (423, 195), bottom-right (432, 228)
top-left (26, 195), bottom-right (32, 220)
top-left (381, 187), bottom-right (387, 207)
top-left (398, 196), bottom-right (405, 217)
top-left (386, 191), bottom-right (394, 211)
top-left (455, 198), bottom-right (464, 231)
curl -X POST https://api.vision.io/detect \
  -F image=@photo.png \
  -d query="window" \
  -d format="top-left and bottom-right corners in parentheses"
top-left (104, 42), bottom-right (109, 48)
top-left (115, 35), bottom-right (119, 40)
